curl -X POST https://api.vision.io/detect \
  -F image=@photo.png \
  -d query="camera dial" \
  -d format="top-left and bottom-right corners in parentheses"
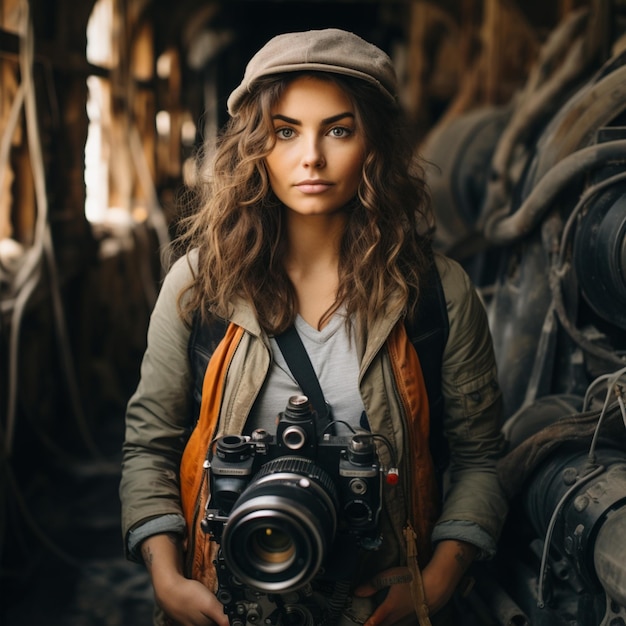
top-left (284, 395), bottom-right (313, 420)
top-left (215, 435), bottom-right (254, 463)
top-left (349, 478), bottom-right (368, 495)
top-left (250, 428), bottom-right (271, 442)
top-left (347, 434), bottom-right (376, 465)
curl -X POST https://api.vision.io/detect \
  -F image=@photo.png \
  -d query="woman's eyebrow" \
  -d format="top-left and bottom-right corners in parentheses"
top-left (271, 112), bottom-right (355, 125)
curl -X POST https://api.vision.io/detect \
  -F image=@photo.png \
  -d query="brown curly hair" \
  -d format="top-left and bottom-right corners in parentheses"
top-left (177, 72), bottom-right (434, 336)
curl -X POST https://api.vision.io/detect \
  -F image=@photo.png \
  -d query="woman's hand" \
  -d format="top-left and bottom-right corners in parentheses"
top-left (141, 533), bottom-right (229, 626)
top-left (353, 540), bottom-right (477, 625)
top-left (155, 574), bottom-right (228, 626)
top-left (353, 566), bottom-right (417, 626)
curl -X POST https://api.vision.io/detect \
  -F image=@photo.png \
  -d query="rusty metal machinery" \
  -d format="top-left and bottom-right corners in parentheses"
top-left (423, 6), bottom-right (626, 626)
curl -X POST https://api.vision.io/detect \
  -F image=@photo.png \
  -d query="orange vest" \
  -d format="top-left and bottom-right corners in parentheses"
top-left (179, 321), bottom-right (438, 589)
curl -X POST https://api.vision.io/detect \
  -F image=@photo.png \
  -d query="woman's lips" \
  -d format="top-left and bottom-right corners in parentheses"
top-left (295, 180), bottom-right (333, 193)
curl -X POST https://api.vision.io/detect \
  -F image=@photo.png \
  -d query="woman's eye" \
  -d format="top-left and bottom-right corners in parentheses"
top-left (276, 127), bottom-right (295, 139)
top-left (329, 126), bottom-right (352, 138)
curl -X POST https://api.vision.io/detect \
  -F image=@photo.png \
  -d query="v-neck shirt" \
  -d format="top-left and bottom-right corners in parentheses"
top-left (245, 312), bottom-right (365, 435)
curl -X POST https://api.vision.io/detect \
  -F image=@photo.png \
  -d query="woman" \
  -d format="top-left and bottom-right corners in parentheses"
top-left (120, 28), bottom-right (508, 626)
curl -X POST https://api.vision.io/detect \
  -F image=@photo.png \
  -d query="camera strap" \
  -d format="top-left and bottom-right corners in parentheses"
top-left (275, 325), bottom-right (332, 434)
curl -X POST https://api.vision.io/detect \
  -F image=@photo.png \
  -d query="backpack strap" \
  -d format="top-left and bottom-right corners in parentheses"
top-left (405, 249), bottom-right (450, 475)
top-left (187, 313), bottom-right (229, 422)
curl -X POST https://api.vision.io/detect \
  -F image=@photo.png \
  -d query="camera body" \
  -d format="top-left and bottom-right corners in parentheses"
top-left (201, 395), bottom-right (384, 626)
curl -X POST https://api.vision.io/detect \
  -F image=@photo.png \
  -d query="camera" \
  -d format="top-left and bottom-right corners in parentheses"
top-left (201, 395), bottom-right (389, 626)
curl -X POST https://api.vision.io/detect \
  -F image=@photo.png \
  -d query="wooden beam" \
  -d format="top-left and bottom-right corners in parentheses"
top-left (0, 26), bottom-right (104, 78)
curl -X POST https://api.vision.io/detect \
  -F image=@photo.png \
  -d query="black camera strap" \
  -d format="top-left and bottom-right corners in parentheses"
top-left (274, 325), bottom-right (331, 433)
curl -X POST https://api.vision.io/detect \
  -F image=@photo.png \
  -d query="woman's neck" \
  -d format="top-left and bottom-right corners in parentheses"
top-left (284, 213), bottom-right (346, 329)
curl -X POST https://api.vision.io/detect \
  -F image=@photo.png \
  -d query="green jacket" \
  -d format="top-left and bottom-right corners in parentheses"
top-left (120, 251), bottom-right (508, 576)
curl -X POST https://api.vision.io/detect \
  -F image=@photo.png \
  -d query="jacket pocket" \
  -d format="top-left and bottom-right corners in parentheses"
top-left (457, 369), bottom-right (500, 418)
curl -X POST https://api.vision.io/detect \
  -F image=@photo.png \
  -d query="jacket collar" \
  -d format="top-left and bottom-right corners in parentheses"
top-left (228, 297), bottom-right (264, 337)
top-left (359, 292), bottom-right (405, 373)
top-left (227, 289), bottom-right (406, 359)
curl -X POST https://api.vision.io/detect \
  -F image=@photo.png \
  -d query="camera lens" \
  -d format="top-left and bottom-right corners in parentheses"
top-left (250, 525), bottom-right (295, 565)
top-left (221, 456), bottom-right (339, 593)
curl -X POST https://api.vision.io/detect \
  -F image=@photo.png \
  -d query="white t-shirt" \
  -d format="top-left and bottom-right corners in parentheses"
top-left (246, 312), bottom-right (366, 436)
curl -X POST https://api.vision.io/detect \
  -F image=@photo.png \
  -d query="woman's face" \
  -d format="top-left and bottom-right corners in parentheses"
top-left (264, 75), bottom-right (366, 218)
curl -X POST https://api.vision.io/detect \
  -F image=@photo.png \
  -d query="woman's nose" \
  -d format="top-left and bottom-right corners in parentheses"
top-left (301, 138), bottom-right (325, 168)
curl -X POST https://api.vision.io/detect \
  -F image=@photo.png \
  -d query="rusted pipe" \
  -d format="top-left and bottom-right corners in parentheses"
top-left (482, 140), bottom-right (626, 245)
top-left (474, 571), bottom-right (530, 626)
